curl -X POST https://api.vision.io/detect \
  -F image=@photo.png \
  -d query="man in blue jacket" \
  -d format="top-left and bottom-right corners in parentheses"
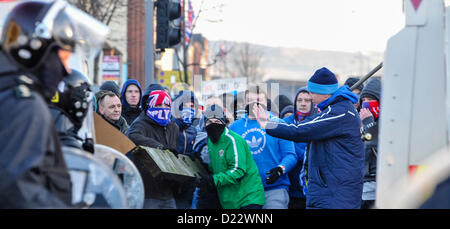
top-left (283, 87), bottom-right (318, 209)
top-left (254, 67), bottom-right (364, 209)
top-left (230, 85), bottom-right (297, 209)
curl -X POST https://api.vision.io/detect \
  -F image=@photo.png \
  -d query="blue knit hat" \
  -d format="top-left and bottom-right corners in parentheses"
top-left (307, 67), bottom-right (339, 95)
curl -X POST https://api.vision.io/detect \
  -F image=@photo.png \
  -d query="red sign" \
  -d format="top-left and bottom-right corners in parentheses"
top-left (102, 56), bottom-right (120, 82)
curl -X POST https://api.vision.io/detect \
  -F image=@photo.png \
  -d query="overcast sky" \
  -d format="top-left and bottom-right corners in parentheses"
top-left (192, 0), bottom-right (406, 53)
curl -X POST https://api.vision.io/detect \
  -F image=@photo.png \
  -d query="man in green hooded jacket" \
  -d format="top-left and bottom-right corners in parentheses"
top-left (203, 105), bottom-right (265, 209)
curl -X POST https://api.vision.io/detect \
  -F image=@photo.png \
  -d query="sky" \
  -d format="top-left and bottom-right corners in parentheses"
top-left (191, 0), bottom-right (406, 53)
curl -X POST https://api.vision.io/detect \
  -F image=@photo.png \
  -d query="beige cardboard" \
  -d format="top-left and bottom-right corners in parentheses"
top-left (93, 112), bottom-right (136, 154)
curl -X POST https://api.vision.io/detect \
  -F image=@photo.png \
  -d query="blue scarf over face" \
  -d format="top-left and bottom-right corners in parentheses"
top-left (146, 107), bottom-right (172, 126)
top-left (181, 107), bottom-right (195, 126)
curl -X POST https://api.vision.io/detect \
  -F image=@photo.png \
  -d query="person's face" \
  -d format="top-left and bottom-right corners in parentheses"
top-left (247, 92), bottom-right (267, 107)
top-left (125, 84), bottom-right (140, 107)
top-left (183, 101), bottom-right (194, 109)
top-left (362, 97), bottom-right (377, 103)
top-left (100, 95), bottom-right (122, 122)
top-left (310, 93), bottom-right (331, 105)
top-left (296, 92), bottom-right (312, 113)
top-left (206, 118), bottom-right (223, 126)
top-left (58, 49), bottom-right (72, 74)
top-left (156, 104), bottom-right (170, 108)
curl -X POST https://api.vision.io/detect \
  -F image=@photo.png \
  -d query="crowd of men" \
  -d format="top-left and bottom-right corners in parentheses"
top-left (85, 66), bottom-right (382, 209)
top-left (0, 0), bottom-right (382, 209)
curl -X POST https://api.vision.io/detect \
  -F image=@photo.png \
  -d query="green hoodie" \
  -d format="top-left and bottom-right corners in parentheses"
top-left (208, 128), bottom-right (265, 209)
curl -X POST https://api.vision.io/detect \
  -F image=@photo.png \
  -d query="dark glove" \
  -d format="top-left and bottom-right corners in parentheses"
top-left (82, 138), bottom-right (94, 154)
top-left (266, 166), bottom-right (284, 185)
top-left (199, 174), bottom-right (215, 189)
top-left (186, 153), bottom-right (199, 161)
top-left (164, 147), bottom-right (179, 158)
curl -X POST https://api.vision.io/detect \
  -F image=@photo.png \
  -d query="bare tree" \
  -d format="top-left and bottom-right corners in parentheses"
top-left (68, 0), bottom-right (127, 84)
top-left (173, 0), bottom-right (225, 83)
top-left (232, 42), bottom-right (265, 82)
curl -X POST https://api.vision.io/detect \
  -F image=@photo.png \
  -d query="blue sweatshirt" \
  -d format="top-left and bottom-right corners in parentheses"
top-left (229, 113), bottom-right (297, 191)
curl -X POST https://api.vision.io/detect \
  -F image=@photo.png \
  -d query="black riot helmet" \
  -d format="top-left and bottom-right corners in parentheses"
top-left (1, 0), bottom-right (109, 72)
top-left (51, 69), bottom-right (93, 128)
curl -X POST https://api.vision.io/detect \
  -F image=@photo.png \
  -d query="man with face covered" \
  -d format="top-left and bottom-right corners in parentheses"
top-left (0, 0), bottom-right (108, 208)
top-left (126, 90), bottom-right (179, 209)
top-left (229, 85), bottom-right (297, 209)
top-left (203, 104), bottom-right (265, 209)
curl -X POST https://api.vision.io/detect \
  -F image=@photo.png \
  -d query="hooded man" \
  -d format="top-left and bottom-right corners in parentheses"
top-left (359, 78), bottom-right (381, 209)
top-left (254, 67), bottom-right (365, 209)
top-left (282, 87), bottom-right (318, 209)
top-left (126, 90), bottom-right (179, 209)
top-left (121, 79), bottom-right (142, 125)
top-left (171, 90), bottom-right (199, 209)
top-left (229, 85), bottom-right (297, 209)
top-left (172, 90), bottom-right (199, 157)
top-left (204, 105), bottom-right (266, 209)
top-left (344, 77), bottom-right (364, 110)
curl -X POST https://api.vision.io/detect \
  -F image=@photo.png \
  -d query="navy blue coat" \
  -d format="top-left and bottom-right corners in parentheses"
top-left (266, 86), bottom-right (364, 209)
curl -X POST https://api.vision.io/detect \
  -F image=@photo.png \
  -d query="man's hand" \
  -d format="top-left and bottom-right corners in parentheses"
top-left (359, 108), bottom-right (373, 120)
top-left (164, 147), bottom-right (179, 158)
top-left (266, 166), bottom-right (284, 185)
top-left (253, 104), bottom-right (270, 129)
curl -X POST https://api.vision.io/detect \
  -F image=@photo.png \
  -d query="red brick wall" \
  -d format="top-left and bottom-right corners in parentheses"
top-left (127, 0), bottom-right (146, 87)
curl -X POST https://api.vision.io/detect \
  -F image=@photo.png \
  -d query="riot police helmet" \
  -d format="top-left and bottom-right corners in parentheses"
top-left (1, 0), bottom-right (109, 72)
top-left (53, 68), bottom-right (93, 128)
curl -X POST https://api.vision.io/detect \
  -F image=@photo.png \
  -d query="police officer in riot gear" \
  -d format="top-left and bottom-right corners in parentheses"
top-left (49, 68), bottom-right (95, 153)
top-left (0, 0), bottom-right (109, 208)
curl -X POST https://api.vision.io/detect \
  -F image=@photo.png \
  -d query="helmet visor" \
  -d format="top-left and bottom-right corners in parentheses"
top-left (36, 0), bottom-right (109, 59)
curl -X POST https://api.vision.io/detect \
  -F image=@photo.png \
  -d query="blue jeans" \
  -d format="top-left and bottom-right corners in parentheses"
top-left (263, 188), bottom-right (289, 209)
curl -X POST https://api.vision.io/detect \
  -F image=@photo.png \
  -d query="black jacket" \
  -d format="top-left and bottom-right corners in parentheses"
top-left (174, 118), bottom-right (197, 156)
top-left (126, 112), bottom-right (179, 199)
top-left (360, 78), bottom-right (381, 182)
top-left (0, 72), bottom-right (72, 208)
top-left (361, 116), bottom-right (378, 182)
top-left (100, 114), bottom-right (129, 134)
top-left (122, 106), bottom-right (141, 126)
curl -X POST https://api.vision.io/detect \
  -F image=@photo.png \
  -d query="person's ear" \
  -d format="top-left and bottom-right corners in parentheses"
top-left (98, 104), bottom-right (104, 114)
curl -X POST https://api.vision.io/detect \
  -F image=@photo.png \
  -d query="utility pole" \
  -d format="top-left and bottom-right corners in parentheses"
top-left (145, 0), bottom-right (155, 87)
top-left (182, 0), bottom-right (189, 84)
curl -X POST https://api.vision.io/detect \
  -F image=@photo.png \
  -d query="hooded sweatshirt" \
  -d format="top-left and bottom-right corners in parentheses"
top-left (141, 83), bottom-right (165, 111)
top-left (359, 78), bottom-right (381, 182)
top-left (120, 79), bottom-right (142, 125)
top-left (172, 90), bottom-right (199, 156)
top-left (229, 112), bottom-right (297, 192)
top-left (282, 87), bottom-right (318, 198)
top-left (266, 86), bottom-right (364, 209)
